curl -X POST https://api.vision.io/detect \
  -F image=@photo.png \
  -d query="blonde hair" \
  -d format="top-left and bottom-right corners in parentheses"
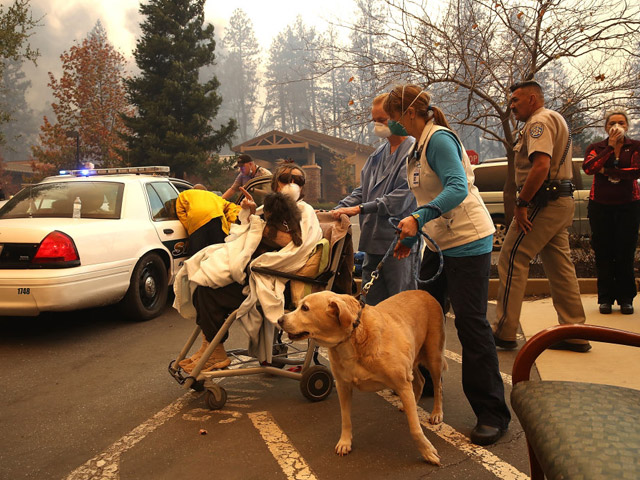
top-left (383, 84), bottom-right (452, 130)
top-left (372, 93), bottom-right (388, 106)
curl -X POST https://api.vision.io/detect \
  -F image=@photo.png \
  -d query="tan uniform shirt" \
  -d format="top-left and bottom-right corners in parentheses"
top-left (514, 107), bottom-right (572, 187)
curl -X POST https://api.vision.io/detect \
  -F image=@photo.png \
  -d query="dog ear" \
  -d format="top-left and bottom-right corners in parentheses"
top-left (328, 298), bottom-right (355, 328)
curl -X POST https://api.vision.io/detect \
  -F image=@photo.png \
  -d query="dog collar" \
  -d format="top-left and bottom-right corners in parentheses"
top-left (352, 304), bottom-right (364, 330)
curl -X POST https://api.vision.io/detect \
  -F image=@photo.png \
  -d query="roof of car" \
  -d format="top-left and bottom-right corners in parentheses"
top-left (41, 166), bottom-right (175, 184)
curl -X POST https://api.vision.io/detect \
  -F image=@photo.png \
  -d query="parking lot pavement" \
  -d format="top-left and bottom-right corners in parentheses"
top-left (59, 304), bottom-right (531, 480)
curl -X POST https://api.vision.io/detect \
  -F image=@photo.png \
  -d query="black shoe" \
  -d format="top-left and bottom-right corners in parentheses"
top-left (620, 303), bottom-right (634, 315)
top-left (599, 303), bottom-right (612, 314)
top-left (419, 365), bottom-right (434, 397)
top-left (493, 334), bottom-right (517, 350)
top-left (470, 424), bottom-right (506, 446)
top-left (548, 340), bottom-right (592, 352)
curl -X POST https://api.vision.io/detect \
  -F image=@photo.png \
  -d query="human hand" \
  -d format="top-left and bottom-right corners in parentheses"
top-left (332, 206), bottom-right (360, 219)
top-left (393, 241), bottom-right (412, 259)
top-left (397, 215), bottom-right (419, 240)
top-left (239, 186), bottom-right (256, 214)
top-left (608, 125), bottom-right (624, 147)
top-left (514, 206), bottom-right (532, 233)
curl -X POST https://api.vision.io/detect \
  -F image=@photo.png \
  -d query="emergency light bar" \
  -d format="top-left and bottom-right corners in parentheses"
top-left (59, 166), bottom-right (171, 176)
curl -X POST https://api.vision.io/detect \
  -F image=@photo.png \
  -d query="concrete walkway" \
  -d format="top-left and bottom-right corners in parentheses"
top-left (518, 294), bottom-right (640, 390)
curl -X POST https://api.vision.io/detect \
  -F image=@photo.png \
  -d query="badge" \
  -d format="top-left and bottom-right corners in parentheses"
top-left (412, 168), bottom-right (420, 187)
top-left (530, 123), bottom-right (544, 138)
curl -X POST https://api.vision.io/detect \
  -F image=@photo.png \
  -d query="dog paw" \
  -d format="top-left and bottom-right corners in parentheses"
top-left (335, 440), bottom-right (352, 456)
top-left (422, 448), bottom-right (441, 466)
top-left (429, 410), bottom-right (443, 425)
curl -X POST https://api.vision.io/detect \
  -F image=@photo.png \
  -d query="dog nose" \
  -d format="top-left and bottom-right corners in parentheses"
top-left (277, 316), bottom-right (284, 326)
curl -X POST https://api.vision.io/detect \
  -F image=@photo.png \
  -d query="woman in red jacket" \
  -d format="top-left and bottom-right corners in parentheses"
top-left (583, 109), bottom-right (640, 314)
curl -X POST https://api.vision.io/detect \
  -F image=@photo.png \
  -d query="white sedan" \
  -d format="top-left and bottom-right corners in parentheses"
top-left (0, 166), bottom-right (189, 320)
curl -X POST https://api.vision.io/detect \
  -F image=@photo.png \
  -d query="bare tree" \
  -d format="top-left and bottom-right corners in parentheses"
top-left (325, 0), bottom-right (640, 217)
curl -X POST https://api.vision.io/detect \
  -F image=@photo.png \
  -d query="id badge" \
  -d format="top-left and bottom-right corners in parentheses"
top-left (412, 167), bottom-right (420, 187)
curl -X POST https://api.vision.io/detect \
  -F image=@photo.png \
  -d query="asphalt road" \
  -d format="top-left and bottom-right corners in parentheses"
top-left (0, 299), bottom-right (531, 480)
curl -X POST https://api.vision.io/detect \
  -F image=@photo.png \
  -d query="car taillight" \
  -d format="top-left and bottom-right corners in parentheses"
top-left (33, 231), bottom-right (80, 264)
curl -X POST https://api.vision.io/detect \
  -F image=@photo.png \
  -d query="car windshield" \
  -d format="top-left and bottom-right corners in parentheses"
top-left (0, 181), bottom-right (124, 219)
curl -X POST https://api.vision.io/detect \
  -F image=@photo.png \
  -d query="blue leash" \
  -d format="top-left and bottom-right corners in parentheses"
top-left (360, 205), bottom-right (444, 301)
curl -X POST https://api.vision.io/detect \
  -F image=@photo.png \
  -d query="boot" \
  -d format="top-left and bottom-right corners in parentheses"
top-left (183, 343), bottom-right (231, 373)
top-left (178, 335), bottom-right (209, 370)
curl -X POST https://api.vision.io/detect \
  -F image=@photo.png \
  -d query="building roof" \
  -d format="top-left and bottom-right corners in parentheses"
top-left (294, 129), bottom-right (374, 156)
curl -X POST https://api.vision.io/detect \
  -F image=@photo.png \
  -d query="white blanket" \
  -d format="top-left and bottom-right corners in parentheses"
top-left (173, 201), bottom-right (322, 362)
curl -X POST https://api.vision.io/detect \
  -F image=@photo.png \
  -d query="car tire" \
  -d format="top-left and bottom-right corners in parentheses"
top-left (121, 252), bottom-right (168, 321)
top-left (492, 215), bottom-right (508, 250)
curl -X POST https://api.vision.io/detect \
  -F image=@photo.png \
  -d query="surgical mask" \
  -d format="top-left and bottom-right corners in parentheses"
top-left (373, 122), bottom-right (392, 138)
top-left (387, 120), bottom-right (409, 136)
top-left (387, 86), bottom-right (427, 137)
top-left (280, 182), bottom-right (301, 202)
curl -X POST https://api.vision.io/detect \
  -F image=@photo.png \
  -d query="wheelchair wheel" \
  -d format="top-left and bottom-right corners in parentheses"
top-left (300, 365), bottom-right (333, 402)
top-left (205, 385), bottom-right (227, 410)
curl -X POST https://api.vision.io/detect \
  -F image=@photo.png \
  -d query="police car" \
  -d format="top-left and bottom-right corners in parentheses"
top-left (0, 166), bottom-right (189, 320)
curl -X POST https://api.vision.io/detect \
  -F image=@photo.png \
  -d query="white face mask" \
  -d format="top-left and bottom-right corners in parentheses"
top-left (280, 182), bottom-right (301, 202)
top-left (373, 122), bottom-right (392, 138)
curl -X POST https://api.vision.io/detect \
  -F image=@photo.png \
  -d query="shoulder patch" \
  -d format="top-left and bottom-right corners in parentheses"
top-left (530, 123), bottom-right (544, 138)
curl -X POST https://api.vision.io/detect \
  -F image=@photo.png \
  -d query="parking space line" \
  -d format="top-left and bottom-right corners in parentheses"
top-left (65, 391), bottom-right (199, 480)
top-left (377, 390), bottom-right (527, 479)
top-left (248, 411), bottom-right (317, 480)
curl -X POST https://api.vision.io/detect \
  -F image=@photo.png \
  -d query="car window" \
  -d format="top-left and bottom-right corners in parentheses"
top-left (473, 164), bottom-right (508, 192)
top-left (0, 181), bottom-right (124, 219)
top-left (146, 181), bottom-right (179, 221)
top-left (171, 180), bottom-right (193, 193)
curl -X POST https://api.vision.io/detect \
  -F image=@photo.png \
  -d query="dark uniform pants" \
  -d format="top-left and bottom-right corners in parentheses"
top-left (495, 197), bottom-right (586, 341)
top-left (420, 250), bottom-right (511, 429)
top-left (588, 199), bottom-right (640, 305)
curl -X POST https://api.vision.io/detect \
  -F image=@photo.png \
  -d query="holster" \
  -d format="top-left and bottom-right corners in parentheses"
top-left (531, 180), bottom-right (574, 208)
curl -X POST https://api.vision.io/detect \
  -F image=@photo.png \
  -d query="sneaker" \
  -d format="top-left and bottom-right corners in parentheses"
top-left (548, 340), bottom-right (592, 353)
top-left (493, 334), bottom-right (518, 350)
top-left (599, 303), bottom-right (612, 314)
top-left (620, 303), bottom-right (634, 315)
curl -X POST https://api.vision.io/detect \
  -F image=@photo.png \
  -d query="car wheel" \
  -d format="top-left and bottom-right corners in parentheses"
top-left (492, 215), bottom-right (508, 250)
top-left (122, 252), bottom-right (168, 321)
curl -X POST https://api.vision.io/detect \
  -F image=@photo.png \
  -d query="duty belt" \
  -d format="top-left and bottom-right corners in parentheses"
top-left (518, 180), bottom-right (574, 198)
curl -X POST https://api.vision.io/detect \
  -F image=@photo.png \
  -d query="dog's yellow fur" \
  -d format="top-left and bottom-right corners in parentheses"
top-left (278, 290), bottom-right (446, 465)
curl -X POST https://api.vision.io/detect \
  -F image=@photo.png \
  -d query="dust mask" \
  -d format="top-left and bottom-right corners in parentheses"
top-left (280, 182), bottom-right (301, 202)
top-left (373, 122), bottom-right (392, 138)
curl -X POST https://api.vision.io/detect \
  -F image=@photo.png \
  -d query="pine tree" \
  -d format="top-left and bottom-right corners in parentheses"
top-left (219, 8), bottom-right (260, 143)
top-left (260, 17), bottom-right (318, 134)
top-left (32, 21), bottom-right (132, 174)
top-left (121, 0), bottom-right (236, 177)
top-left (0, 58), bottom-right (37, 162)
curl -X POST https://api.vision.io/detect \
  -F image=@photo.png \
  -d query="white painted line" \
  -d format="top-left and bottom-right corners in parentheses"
top-left (65, 391), bottom-right (199, 480)
top-left (377, 390), bottom-right (528, 480)
top-left (445, 349), bottom-right (513, 386)
top-left (248, 411), bottom-right (317, 480)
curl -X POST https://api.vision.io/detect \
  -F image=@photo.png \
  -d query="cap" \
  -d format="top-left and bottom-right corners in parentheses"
top-left (234, 154), bottom-right (253, 168)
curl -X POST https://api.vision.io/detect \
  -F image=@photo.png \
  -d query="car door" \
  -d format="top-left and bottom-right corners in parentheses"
top-left (145, 181), bottom-right (189, 276)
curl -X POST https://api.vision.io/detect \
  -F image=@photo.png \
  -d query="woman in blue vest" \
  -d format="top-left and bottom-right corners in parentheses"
top-left (384, 84), bottom-right (510, 446)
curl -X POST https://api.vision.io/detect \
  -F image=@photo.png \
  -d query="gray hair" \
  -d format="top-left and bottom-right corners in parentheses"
top-left (604, 108), bottom-right (629, 126)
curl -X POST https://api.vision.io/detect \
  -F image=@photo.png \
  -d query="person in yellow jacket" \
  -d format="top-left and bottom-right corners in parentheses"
top-left (176, 184), bottom-right (241, 255)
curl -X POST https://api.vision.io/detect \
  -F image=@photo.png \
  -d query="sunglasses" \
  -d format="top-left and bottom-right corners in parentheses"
top-left (278, 173), bottom-right (305, 186)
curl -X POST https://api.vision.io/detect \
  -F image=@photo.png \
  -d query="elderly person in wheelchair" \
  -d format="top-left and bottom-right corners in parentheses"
top-left (173, 161), bottom-right (323, 373)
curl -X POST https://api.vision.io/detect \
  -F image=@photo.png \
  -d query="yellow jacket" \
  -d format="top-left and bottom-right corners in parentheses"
top-left (176, 190), bottom-right (241, 236)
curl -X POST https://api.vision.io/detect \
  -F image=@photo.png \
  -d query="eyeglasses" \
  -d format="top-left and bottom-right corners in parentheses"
top-left (278, 173), bottom-right (305, 186)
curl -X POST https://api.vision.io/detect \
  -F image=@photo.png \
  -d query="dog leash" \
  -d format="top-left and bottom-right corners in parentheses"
top-left (359, 205), bottom-right (444, 307)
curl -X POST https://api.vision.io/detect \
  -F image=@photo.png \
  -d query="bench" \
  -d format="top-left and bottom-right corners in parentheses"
top-left (511, 324), bottom-right (640, 479)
